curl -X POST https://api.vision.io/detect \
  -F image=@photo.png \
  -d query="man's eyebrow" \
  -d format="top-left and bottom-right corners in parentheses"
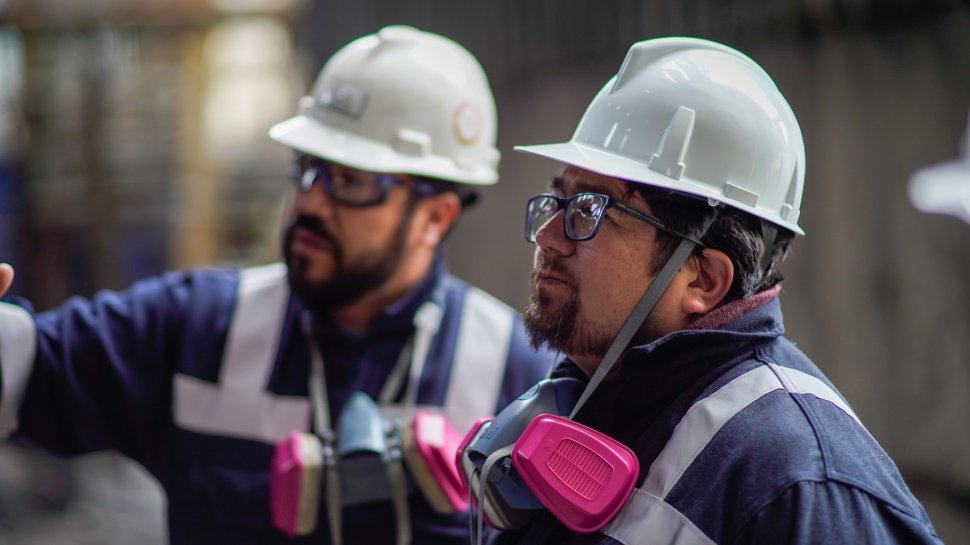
top-left (552, 175), bottom-right (624, 200)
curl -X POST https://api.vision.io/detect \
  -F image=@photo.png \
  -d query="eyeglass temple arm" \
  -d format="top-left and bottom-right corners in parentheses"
top-left (611, 199), bottom-right (708, 247)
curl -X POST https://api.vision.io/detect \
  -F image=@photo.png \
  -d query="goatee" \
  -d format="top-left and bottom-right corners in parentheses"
top-left (523, 254), bottom-right (666, 360)
top-left (283, 213), bottom-right (409, 314)
top-left (523, 255), bottom-right (612, 359)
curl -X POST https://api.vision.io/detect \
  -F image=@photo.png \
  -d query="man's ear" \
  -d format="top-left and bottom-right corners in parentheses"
top-left (681, 249), bottom-right (733, 315)
top-left (416, 192), bottom-right (461, 247)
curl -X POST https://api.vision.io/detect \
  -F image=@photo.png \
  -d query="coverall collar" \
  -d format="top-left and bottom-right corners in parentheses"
top-left (557, 287), bottom-right (787, 446)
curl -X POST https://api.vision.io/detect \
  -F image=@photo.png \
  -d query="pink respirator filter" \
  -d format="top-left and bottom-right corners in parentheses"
top-left (404, 411), bottom-right (470, 514)
top-left (270, 431), bottom-right (323, 537)
top-left (512, 414), bottom-right (639, 533)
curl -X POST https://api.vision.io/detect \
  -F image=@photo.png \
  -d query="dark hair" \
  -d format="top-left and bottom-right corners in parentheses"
top-left (417, 177), bottom-right (479, 209)
top-left (626, 185), bottom-right (794, 304)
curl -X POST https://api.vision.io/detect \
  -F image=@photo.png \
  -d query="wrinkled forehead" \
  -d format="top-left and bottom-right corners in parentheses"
top-left (552, 166), bottom-right (647, 206)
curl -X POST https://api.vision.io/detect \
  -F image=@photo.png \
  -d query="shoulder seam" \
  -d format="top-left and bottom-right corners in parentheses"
top-left (736, 478), bottom-right (938, 544)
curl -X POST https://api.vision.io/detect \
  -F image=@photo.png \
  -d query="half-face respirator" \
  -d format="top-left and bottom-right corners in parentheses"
top-left (269, 302), bottom-right (465, 544)
top-left (270, 392), bottom-right (468, 544)
top-left (456, 377), bottom-right (639, 537)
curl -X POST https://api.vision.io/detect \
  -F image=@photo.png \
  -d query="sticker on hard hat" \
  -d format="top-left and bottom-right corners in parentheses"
top-left (317, 84), bottom-right (368, 119)
top-left (453, 102), bottom-right (482, 145)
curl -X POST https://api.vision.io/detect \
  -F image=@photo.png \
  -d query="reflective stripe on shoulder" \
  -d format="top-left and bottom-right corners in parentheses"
top-left (219, 263), bottom-right (289, 390)
top-left (602, 363), bottom-right (862, 544)
top-left (602, 489), bottom-right (715, 545)
top-left (0, 301), bottom-right (37, 437)
top-left (173, 263), bottom-right (310, 444)
top-left (642, 363), bottom-right (862, 500)
top-left (442, 286), bottom-right (514, 434)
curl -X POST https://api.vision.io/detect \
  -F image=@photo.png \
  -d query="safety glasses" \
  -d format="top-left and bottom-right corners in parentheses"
top-left (525, 193), bottom-right (706, 246)
top-left (294, 155), bottom-right (435, 207)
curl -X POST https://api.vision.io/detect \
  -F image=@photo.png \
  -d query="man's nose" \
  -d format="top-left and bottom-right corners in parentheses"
top-left (534, 209), bottom-right (575, 256)
top-left (293, 174), bottom-right (335, 218)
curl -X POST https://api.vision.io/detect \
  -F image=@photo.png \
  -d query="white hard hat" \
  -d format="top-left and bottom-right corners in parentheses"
top-left (516, 37), bottom-right (806, 234)
top-left (270, 25), bottom-right (500, 185)
top-left (908, 109), bottom-right (970, 225)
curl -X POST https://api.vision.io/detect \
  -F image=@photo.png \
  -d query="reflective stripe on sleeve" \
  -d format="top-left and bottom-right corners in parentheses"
top-left (0, 301), bottom-right (38, 437)
top-left (642, 363), bottom-right (862, 500)
top-left (604, 363), bottom-right (864, 543)
top-left (442, 286), bottom-right (513, 434)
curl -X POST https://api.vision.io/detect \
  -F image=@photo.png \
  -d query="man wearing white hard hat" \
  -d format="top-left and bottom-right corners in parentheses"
top-left (0, 26), bottom-right (553, 545)
top-left (457, 37), bottom-right (942, 544)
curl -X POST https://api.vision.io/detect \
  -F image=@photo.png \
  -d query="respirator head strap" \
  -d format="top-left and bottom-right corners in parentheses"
top-left (570, 206), bottom-right (719, 419)
top-left (473, 444), bottom-right (516, 545)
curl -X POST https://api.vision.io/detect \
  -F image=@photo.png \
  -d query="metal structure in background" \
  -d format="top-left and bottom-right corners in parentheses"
top-left (0, 31), bottom-right (23, 277)
top-left (3, 0), bottom-right (302, 309)
top-left (296, 0), bottom-right (965, 94)
top-left (1, 0), bottom-right (969, 543)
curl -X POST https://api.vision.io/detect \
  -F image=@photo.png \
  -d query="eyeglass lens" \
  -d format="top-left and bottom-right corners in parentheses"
top-left (297, 156), bottom-right (391, 206)
top-left (567, 193), bottom-right (607, 240)
top-left (526, 193), bottom-right (609, 242)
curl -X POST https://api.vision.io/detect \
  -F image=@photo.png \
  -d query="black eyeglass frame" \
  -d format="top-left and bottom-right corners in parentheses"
top-left (525, 192), bottom-right (707, 247)
top-left (293, 154), bottom-right (437, 207)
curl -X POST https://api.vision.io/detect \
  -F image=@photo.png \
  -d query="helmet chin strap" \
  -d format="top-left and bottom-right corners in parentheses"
top-left (569, 207), bottom-right (720, 419)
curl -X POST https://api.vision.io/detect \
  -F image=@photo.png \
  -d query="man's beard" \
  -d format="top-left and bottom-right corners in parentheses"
top-left (283, 213), bottom-right (410, 314)
top-left (523, 255), bottom-right (664, 360)
top-left (523, 255), bottom-right (613, 359)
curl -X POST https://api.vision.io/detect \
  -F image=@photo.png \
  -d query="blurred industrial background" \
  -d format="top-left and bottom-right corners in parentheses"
top-left (1, 0), bottom-right (969, 543)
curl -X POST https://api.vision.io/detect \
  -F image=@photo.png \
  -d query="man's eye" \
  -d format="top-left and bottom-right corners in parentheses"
top-left (575, 198), bottom-right (604, 219)
top-left (343, 175), bottom-right (370, 187)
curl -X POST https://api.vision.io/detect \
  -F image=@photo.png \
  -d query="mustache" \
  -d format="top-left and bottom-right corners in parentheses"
top-left (287, 214), bottom-right (337, 245)
top-left (531, 253), bottom-right (576, 286)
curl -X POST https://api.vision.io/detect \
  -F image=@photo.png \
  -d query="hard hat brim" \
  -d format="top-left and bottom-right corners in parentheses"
top-left (515, 141), bottom-right (805, 235)
top-left (270, 115), bottom-right (498, 186)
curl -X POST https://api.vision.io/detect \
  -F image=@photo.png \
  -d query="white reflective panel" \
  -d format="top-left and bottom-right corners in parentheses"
top-left (173, 263), bottom-right (310, 443)
top-left (643, 363), bottom-right (862, 500)
top-left (602, 489), bottom-right (715, 545)
top-left (443, 287), bottom-right (513, 435)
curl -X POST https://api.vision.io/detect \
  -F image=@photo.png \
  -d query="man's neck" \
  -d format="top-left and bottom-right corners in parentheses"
top-left (567, 355), bottom-right (600, 378)
top-left (329, 252), bottom-right (437, 335)
top-left (571, 285), bottom-right (782, 377)
top-left (687, 284), bottom-right (781, 331)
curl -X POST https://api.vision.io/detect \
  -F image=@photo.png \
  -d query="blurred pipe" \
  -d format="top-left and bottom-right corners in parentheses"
top-left (80, 30), bottom-right (120, 290)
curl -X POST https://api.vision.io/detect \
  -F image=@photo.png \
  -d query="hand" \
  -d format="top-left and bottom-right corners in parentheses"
top-left (0, 263), bottom-right (13, 298)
